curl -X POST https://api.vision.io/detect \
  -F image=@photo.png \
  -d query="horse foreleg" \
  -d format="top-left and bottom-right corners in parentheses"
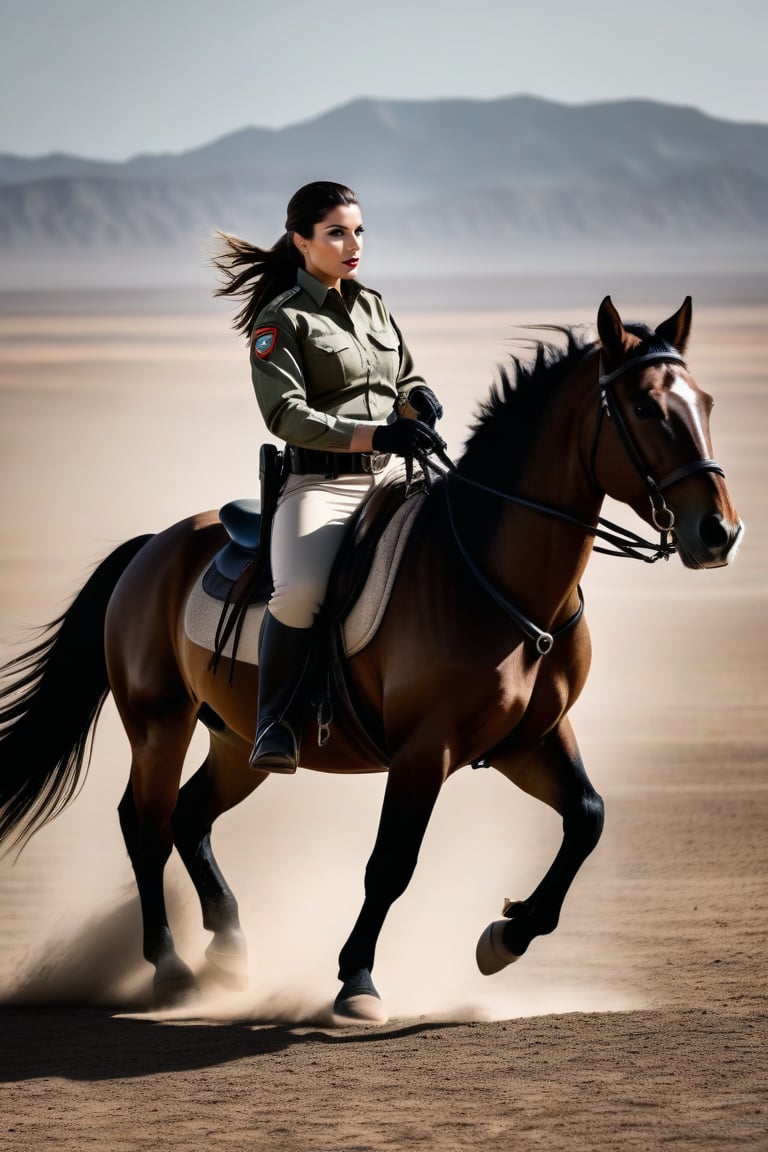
top-left (172, 729), bottom-right (267, 986)
top-left (477, 718), bottom-right (604, 974)
top-left (335, 752), bottom-right (445, 1024)
top-left (117, 711), bottom-right (197, 1002)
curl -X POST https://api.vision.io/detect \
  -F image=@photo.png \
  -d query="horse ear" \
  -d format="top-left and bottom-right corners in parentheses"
top-left (655, 296), bottom-right (692, 355)
top-left (597, 296), bottom-right (639, 369)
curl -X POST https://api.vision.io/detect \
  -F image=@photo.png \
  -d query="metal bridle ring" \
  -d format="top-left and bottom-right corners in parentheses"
top-left (651, 503), bottom-right (676, 532)
top-left (536, 633), bottom-right (554, 656)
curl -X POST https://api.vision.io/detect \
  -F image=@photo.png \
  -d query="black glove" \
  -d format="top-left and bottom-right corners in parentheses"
top-left (372, 418), bottom-right (445, 458)
top-left (407, 385), bottom-right (444, 428)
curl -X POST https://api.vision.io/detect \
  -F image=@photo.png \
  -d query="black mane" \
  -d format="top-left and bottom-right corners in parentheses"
top-left (456, 321), bottom-right (675, 492)
top-left (457, 327), bottom-right (595, 490)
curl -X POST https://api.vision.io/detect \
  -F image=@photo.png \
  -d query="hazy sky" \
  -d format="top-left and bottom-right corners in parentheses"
top-left (2, 0), bottom-right (767, 160)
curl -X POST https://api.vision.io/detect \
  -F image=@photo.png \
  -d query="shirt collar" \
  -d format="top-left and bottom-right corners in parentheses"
top-left (297, 266), bottom-right (363, 310)
top-left (297, 266), bottom-right (329, 306)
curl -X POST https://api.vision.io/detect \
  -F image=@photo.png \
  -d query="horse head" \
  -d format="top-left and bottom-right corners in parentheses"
top-left (594, 296), bottom-right (743, 569)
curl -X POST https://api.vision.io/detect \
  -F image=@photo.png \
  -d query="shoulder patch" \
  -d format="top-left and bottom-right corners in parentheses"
top-left (252, 326), bottom-right (278, 361)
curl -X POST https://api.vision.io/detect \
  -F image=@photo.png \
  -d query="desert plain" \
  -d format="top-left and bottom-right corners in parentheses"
top-left (0, 276), bottom-right (765, 1150)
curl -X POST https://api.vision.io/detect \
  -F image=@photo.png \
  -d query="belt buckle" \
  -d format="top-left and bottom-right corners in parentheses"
top-left (363, 451), bottom-right (388, 474)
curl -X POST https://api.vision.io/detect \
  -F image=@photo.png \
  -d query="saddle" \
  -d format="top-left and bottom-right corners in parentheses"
top-left (201, 449), bottom-right (428, 762)
top-left (203, 449), bottom-right (417, 624)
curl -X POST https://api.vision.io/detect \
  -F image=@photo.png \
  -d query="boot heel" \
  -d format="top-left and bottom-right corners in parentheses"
top-left (249, 722), bottom-right (298, 774)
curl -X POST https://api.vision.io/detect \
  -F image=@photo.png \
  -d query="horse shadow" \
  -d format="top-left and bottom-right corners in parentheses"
top-left (0, 1006), bottom-right (462, 1083)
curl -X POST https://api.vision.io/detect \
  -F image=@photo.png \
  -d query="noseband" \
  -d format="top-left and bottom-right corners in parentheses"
top-left (591, 350), bottom-right (725, 536)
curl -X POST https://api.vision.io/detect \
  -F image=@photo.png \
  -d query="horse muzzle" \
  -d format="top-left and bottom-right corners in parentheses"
top-left (676, 513), bottom-right (745, 569)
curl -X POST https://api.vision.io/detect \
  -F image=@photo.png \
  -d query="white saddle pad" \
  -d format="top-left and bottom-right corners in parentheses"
top-left (184, 492), bottom-right (426, 664)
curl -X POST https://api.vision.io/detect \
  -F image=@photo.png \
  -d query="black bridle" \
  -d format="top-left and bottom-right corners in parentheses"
top-left (591, 350), bottom-right (725, 538)
top-left (414, 347), bottom-right (726, 656)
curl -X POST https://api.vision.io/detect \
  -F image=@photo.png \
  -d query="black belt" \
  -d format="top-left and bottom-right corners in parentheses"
top-left (287, 446), bottom-right (391, 476)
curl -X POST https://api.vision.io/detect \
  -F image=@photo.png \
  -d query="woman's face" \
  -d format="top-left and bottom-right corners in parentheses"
top-left (295, 203), bottom-right (364, 289)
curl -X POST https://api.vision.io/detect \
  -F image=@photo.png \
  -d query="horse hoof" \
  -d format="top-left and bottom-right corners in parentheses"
top-left (153, 954), bottom-right (199, 1005)
top-left (205, 928), bottom-right (249, 988)
top-left (332, 968), bottom-right (388, 1026)
top-left (476, 920), bottom-right (521, 975)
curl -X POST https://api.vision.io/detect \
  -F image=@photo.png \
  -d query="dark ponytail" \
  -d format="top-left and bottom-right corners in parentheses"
top-left (212, 231), bottom-right (300, 337)
top-left (213, 180), bottom-right (359, 337)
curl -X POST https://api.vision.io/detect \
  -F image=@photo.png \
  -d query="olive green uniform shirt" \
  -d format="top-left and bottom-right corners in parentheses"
top-left (249, 267), bottom-right (427, 451)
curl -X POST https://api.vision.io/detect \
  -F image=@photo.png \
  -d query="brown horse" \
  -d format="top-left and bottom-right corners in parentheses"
top-left (0, 297), bottom-right (742, 1023)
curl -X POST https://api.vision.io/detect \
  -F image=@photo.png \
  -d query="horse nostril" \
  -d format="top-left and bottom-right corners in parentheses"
top-left (699, 513), bottom-right (729, 550)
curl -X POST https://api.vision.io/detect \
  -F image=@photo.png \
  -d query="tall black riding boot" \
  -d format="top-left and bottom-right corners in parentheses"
top-left (248, 610), bottom-right (314, 774)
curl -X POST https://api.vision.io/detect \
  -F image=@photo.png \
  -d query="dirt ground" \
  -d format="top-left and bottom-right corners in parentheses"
top-left (0, 286), bottom-right (765, 1150)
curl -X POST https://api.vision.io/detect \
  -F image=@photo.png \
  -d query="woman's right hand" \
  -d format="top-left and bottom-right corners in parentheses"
top-left (372, 418), bottom-right (446, 458)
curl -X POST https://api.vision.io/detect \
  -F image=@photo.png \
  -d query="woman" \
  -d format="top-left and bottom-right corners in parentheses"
top-left (214, 181), bottom-right (444, 774)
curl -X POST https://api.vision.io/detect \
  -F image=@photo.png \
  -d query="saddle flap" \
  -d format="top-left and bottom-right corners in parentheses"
top-left (202, 543), bottom-right (259, 602)
top-left (326, 472), bottom-right (415, 624)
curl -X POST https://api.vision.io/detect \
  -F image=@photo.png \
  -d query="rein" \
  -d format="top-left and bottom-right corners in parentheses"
top-left (414, 347), bottom-right (726, 656)
top-left (441, 481), bottom-right (584, 655)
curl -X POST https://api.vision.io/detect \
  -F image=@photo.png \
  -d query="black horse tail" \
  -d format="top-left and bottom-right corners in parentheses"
top-left (0, 535), bottom-right (153, 853)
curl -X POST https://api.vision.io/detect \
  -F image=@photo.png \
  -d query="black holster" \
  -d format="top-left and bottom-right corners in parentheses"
top-left (254, 443), bottom-right (285, 587)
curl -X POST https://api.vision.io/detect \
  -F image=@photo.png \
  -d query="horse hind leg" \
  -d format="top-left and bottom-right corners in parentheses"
top-left (117, 705), bottom-right (199, 1003)
top-left (172, 727), bottom-right (269, 987)
top-left (477, 718), bottom-right (604, 974)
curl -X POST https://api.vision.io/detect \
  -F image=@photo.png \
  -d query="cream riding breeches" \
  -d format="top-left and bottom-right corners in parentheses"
top-left (268, 464), bottom-right (397, 630)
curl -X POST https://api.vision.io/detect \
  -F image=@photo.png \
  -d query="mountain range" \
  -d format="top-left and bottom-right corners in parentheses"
top-left (1, 96), bottom-right (767, 285)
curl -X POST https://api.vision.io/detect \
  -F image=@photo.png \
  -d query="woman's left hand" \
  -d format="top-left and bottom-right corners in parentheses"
top-left (407, 386), bottom-right (444, 428)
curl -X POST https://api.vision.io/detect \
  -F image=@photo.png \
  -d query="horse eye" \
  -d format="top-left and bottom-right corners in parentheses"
top-left (633, 398), bottom-right (663, 420)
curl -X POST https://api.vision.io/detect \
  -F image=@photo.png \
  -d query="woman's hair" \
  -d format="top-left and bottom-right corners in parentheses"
top-left (213, 180), bottom-right (359, 336)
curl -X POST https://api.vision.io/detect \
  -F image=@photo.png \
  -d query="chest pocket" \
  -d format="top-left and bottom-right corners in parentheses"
top-left (302, 331), bottom-right (358, 399)
top-left (313, 334), bottom-right (352, 354)
top-left (366, 330), bottom-right (400, 385)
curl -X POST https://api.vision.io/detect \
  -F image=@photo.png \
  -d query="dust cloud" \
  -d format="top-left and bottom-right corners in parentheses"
top-left (0, 717), bottom-right (639, 1023)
